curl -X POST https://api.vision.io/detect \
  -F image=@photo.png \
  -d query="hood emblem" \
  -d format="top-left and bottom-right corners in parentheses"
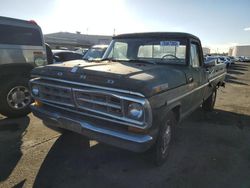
top-left (57, 72), bottom-right (63, 76)
top-left (71, 66), bottom-right (79, 73)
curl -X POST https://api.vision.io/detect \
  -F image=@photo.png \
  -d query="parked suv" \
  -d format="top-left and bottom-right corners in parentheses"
top-left (0, 16), bottom-right (47, 117)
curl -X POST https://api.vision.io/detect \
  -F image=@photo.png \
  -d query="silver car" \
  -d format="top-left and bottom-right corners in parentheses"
top-left (0, 16), bottom-right (47, 117)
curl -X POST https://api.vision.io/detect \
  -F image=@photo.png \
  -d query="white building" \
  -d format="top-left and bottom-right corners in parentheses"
top-left (229, 45), bottom-right (250, 57)
top-left (202, 47), bottom-right (210, 55)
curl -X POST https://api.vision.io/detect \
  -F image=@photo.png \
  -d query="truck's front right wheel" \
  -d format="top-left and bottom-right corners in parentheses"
top-left (150, 111), bottom-right (176, 166)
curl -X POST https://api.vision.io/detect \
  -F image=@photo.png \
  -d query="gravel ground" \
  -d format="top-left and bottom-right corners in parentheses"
top-left (0, 62), bottom-right (250, 188)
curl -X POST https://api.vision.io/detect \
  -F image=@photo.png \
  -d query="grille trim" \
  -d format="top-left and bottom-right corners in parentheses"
top-left (31, 81), bottom-right (74, 107)
top-left (30, 78), bottom-right (152, 128)
top-left (73, 88), bottom-right (145, 125)
top-left (31, 76), bottom-right (145, 97)
top-left (76, 97), bottom-right (122, 109)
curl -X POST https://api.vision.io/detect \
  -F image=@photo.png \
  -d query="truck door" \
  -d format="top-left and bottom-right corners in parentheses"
top-left (189, 41), bottom-right (208, 108)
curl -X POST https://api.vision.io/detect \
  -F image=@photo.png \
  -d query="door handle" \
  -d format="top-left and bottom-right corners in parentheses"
top-left (188, 77), bottom-right (193, 83)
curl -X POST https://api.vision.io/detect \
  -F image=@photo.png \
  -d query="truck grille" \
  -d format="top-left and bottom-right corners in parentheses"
top-left (36, 84), bottom-right (74, 107)
top-left (74, 89), bottom-right (124, 117)
top-left (30, 78), bottom-right (149, 127)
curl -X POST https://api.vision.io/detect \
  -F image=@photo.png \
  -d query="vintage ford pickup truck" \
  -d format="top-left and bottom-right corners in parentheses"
top-left (29, 32), bottom-right (226, 165)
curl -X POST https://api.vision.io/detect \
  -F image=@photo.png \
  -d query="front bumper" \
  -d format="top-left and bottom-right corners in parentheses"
top-left (31, 104), bottom-right (155, 152)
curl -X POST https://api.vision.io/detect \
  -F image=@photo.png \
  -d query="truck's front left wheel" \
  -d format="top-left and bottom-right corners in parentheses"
top-left (0, 77), bottom-right (31, 118)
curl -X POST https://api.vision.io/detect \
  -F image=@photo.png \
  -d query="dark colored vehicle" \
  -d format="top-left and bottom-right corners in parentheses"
top-left (228, 56), bottom-right (236, 64)
top-left (219, 56), bottom-right (231, 68)
top-left (0, 16), bottom-right (47, 117)
top-left (74, 48), bottom-right (88, 56)
top-left (205, 56), bottom-right (226, 78)
top-left (52, 50), bottom-right (83, 64)
top-left (29, 32), bottom-right (226, 165)
top-left (83, 45), bottom-right (108, 61)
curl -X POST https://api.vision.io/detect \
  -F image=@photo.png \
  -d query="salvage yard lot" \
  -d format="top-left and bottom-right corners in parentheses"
top-left (0, 62), bottom-right (250, 188)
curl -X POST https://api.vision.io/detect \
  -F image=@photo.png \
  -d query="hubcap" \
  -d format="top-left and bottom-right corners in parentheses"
top-left (7, 86), bottom-right (31, 110)
top-left (161, 122), bottom-right (171, 154)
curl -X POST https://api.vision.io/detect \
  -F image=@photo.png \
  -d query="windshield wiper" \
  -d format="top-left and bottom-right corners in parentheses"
top-left (101, 57), bottom-right (113, 61)
top-left (127, 59), bottom-right (157, 65)
top-left (101, 57), bottom-right (123, 62)
top-left (101, 58), bottom-right (156, 65)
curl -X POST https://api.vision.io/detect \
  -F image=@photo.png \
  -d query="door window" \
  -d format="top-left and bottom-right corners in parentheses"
top-left (190, 43), bottom-right (201, 67)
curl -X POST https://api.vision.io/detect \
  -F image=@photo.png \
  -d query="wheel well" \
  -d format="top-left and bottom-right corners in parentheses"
top-left (172, 105), bottom-right (180, 122)
top-left (0, 63), bottom-right (34, 82)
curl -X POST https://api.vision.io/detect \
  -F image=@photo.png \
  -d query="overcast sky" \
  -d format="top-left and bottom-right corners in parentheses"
top-left (1, 0), bottom-right (250, 52)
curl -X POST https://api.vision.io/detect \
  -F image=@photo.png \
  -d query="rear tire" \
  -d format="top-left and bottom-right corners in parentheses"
top-left (0, 77), bottom-right (31, 118)
top-left (202, 90), bottom-right (217, 111)
top-left (149, 111), bottom-right (176, 166)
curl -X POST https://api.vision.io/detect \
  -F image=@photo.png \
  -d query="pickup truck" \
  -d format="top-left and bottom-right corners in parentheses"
top-left (29, 32), bottom-right (226, 165)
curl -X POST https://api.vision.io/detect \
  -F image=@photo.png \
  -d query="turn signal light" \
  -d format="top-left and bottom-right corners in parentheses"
top-left (34, 100), bottom-right (43, 107)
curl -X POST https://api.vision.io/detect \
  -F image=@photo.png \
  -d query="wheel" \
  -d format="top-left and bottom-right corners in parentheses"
top-left (202, 89), bottom-right (217, 111)
top-left (150, 111), bottom-right (176, 166)
top-left (0, 77), bottom-right (32, 118)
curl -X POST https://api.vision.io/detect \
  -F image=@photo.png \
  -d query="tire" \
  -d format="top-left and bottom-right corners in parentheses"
top-left (0, 77), bottom-right (31, 118)
top-left (150, 111), bottom-right (176, 166)
top-left (202, 89), bottom-right (217, 111)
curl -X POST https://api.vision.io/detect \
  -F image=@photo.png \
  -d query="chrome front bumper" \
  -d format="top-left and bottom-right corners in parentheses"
top-left (31, 104), bottom-right (155, 152)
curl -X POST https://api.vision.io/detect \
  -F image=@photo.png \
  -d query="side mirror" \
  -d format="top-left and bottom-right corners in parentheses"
top-left (204, 59), bottom-right (216, 68)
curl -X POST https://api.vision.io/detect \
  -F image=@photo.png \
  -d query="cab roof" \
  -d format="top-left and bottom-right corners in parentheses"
top-left (0, 16), bottom-right (39, 28)
top-left (113, 32), bottom-right (200, 41)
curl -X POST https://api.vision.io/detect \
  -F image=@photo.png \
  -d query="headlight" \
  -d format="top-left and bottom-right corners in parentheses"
top-left (34, 58), bottom-right (45, 67)
top-left (127, 103), bottom-right (144, 119)
top-left (32, 85), bottom-right (40, 96)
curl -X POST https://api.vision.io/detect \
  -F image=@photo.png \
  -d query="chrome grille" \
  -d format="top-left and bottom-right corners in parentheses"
top-left (35, 83), bottom-right (74, 107)
top-left (30, 78), bottom-right (151, 128)
top-left (74, 89), bottom-right (124, 117)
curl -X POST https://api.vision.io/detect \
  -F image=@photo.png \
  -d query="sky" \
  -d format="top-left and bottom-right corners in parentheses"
top-left (1, 0), bottom-right (250, 53)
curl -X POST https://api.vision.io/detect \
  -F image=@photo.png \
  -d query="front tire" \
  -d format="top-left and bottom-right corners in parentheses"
top-left (0, 77), bottom-right (31, 118)
top-left (150, 111), bottom-right (176, 166)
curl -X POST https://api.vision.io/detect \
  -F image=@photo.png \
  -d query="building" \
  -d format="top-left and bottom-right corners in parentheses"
top-left (229, 45), bottom-right (250, 57)
top-left (44, 32), bottom-right (112, 50)
top-left (202, 47), bottom-right (210, 55)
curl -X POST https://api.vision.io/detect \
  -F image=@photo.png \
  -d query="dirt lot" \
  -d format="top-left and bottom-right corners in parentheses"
top-left (0, 62), bottom-right (250, 188)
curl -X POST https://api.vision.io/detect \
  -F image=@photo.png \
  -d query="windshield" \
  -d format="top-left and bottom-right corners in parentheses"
top-left (103, 38), bottom-right (187, 64)
top-left (83, 48), bottom-right (107, 60)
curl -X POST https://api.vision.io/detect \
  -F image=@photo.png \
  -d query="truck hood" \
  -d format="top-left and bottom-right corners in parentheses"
top-left (31, 60), bottom-right (187, 97)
